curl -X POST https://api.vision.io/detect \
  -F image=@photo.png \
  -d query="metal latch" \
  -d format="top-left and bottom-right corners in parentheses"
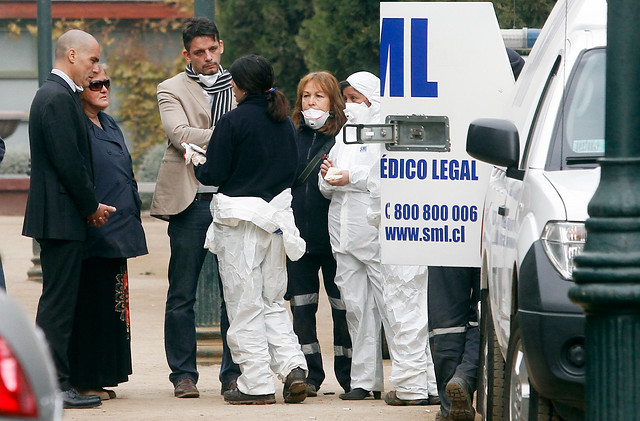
top-left (343, 115), bottom-right (450, 152)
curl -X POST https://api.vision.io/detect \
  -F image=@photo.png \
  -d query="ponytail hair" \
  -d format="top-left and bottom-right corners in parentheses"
top-left (230, 55), bottom-right (290, 123)
top-left (264, 88), bottom-right (289, 123)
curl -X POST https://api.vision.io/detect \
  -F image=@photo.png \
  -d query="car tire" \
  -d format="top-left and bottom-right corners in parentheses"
top-left (504, 316), bottom-right (561, 421)
top-left (478, 289), bottom-right (505, 420)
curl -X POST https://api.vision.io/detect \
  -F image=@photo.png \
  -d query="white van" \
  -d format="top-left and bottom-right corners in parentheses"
top-left (466, 0), bottom-right (606, 419)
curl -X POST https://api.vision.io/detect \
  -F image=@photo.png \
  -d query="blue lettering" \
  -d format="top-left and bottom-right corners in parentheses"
top-left (411, 19), bottom-right (438, 98)
top-left (460, 160), bottom-right (469, 180)
top-left (449, 159), bottom-right (459, 180)
top-left (432, 159), bottom-right (439, 179)
top-left (406, 159), bottom-right (416, 179)
top-left (389, 158), bottom-right (398, 178)
top-left (440, 159), bottom-right (448, 180)
top-left (381, 156), bottom-right (388, 179)
top-left (472, 160), bottom-right (478, 180)
top-left (380, 18), bottom-right (404, 97)
top-left (417, 159), bottom-right (428, 179)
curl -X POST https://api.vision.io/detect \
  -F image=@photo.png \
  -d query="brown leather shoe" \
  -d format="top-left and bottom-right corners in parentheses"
top-left (174, 378), bottom-right (199, 398)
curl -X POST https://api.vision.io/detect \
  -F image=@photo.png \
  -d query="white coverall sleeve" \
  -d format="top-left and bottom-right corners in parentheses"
top-left (366, 159), bottom-right (382, 227)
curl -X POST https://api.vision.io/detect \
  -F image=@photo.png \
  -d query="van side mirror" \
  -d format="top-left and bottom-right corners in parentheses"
top-left (466, 118), bottom-right (520, 168)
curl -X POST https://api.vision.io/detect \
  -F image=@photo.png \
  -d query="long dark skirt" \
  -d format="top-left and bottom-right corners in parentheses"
top-left (69, 257), bottom-right (132, 388)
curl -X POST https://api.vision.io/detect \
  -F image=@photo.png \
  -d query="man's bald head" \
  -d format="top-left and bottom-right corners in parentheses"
top-left (54, 29), bottom-right (101, 88)
top-left (55, 29), bottom-right (97, 61)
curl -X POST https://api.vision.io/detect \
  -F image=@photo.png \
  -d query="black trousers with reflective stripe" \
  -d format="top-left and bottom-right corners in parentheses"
top-left (286, 252), bottom-right (352, 392)
top-left (428, 266), bottom-right (480, 414)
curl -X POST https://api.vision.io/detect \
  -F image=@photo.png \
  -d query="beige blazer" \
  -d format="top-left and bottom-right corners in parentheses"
top-left (150, 72), bottom-right (234, 218)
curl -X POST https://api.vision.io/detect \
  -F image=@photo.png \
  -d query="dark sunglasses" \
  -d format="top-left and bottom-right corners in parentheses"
top-left (88, 79), bottom-right (111, 92)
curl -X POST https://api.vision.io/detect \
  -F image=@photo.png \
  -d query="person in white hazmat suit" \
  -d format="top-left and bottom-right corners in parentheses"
top-left (320, 71), bottom-right (438, 404)
top-left (367, 161), bottom-right (440, 406)
top-left (194, 55), bottom-right (308, 405)
top-left (319, 71), bottom-right (386, 400)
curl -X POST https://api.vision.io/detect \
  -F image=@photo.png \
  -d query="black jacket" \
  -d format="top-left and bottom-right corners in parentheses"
top-left (195, 94), bottom-right (298, 202)
top-left (84, 112), bottom-right (147, 259)
top-left (23, 73), bottom-right (98, 241)
top-left (291, 124), bottom-right (335, 255)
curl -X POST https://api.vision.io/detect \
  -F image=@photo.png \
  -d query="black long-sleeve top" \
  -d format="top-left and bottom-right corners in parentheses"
top-left (195, 95), bottom-right (298, 202)
top-left (291, 124), bottom-right (335, 255)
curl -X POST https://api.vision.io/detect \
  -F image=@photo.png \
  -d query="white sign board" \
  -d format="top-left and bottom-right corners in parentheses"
top-left (379, 2), bottom-right (514, 266)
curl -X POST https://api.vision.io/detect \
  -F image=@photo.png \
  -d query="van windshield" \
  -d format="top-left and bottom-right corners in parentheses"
top-left (548, 48), bottom-right (605, 169)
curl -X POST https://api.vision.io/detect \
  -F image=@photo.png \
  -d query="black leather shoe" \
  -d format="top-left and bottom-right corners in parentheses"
top-left (339, 387), bottom-right (381, 400)
top-left (220, 378), bottom-right (238, 396)
top-left (306, 384), bottom-right (318, 397)
top-left (428, 394), bottom-right (441, 405)
top-left (384, 390), bottom-right (429, 406)
top-left (62, 388), bottom-right (102, 409)
top-left (223, 388), bottom-right (276, 405)
top-left (174, 378), bottom-right (199, 398)
top-left (283, 367), bottom-right (307, 403)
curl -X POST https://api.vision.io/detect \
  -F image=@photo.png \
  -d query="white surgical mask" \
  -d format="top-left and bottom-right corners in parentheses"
top-left (344, 102), bottom-right (371, 124)
top-left (198, 72), bottom-right (219, 87)
top-left (302, 108), bottom-right (330, 130)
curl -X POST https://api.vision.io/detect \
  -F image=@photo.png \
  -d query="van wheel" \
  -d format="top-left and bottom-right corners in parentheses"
top-left (478, 289), bottom-right (505, 420)
top-left (504, 317), bottom-right (561, 421)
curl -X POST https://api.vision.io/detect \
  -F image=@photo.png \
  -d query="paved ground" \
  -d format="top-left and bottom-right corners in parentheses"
top-left (1, 213), bottom-right (441, 420)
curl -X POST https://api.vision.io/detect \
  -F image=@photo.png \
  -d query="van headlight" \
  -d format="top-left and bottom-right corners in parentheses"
top-left (540, 222), bottom-right (586, 279)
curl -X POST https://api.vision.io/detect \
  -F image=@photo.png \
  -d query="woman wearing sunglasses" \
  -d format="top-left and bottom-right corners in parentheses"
top-left (67, 64), bottom-right (148, 400)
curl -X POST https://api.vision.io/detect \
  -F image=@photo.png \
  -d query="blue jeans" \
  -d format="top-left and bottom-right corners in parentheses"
top-left (165, 198), bottom-right (240, 385)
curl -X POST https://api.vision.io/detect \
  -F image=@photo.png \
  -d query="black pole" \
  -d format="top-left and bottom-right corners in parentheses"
top-left (194, 0), bottom-right (215, 20)
top-left (36, 0), bottom-right (52, 86)
top-left (569, 0), bottom-right (640, 420)
top-left (30, 0), bottom-right (52, 282)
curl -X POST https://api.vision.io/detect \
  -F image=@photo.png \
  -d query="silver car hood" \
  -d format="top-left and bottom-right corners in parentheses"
top-left (544, 168), bottom-right (600, 221)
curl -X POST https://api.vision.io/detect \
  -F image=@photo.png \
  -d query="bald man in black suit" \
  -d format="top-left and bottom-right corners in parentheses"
top-left (22, 29), bottom-right (116, 409)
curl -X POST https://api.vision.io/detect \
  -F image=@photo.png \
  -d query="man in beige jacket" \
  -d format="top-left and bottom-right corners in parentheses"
top-left (150, 17), bottom-right (239, 399)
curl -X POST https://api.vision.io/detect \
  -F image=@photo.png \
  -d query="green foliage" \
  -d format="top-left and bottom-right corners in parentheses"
top-left (217, 0), bottom-right (312, 103)
top-left (296, 0), bottom-right (381, 82)
top-left (492, 0), bottom-right (556, 28)
top-left (109, 39), bottom-right (177, 166)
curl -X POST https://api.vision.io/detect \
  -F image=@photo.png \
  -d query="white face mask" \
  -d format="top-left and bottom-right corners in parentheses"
top-left (198, 72), bottom-right (219, 87)
top-left (344, 102), bottom-right (371, 124)
top-left (302, 108), bottom-right (330, 130)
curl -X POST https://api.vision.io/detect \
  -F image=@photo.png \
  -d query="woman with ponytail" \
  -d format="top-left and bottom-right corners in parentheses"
top-left (195, 55), bottom-right (308, 405)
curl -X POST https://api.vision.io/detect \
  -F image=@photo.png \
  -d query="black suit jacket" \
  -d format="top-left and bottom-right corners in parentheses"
top-left (22, 73), bottom-right (98, 241)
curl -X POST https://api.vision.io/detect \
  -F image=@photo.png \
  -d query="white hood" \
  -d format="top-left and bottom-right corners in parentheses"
top-left (544, 168), bottom-right (600, 221)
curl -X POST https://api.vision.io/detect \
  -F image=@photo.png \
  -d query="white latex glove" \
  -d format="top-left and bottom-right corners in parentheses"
top-left (181, 142), bottom-right (207, 166)
top-left (324, 166), bottom-right (343, 182)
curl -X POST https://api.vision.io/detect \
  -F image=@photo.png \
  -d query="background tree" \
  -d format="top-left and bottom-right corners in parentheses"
top-left (217, 0), bottom-right (312, 102)
top-left (296, 0), bottom-right (381, 82)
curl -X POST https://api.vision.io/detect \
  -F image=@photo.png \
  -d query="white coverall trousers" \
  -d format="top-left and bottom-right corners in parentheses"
top-left (333, 245), bottom-right (388, 393)
top-left (381, 265), bottom-right (438, 399)
top-left (208, 193), bottom-right (307, 395)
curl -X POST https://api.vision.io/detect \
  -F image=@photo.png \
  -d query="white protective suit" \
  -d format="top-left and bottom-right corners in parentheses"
top-left (204, 189), bottom-right (308, 395)
top-left (367, 162), bottom-right (439, 400)
top-left (319, 72), bottom-right (389, 393)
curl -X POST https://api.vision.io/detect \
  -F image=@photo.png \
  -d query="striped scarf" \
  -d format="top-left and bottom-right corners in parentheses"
top-left (185, 64), bottom-right (233, 126)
